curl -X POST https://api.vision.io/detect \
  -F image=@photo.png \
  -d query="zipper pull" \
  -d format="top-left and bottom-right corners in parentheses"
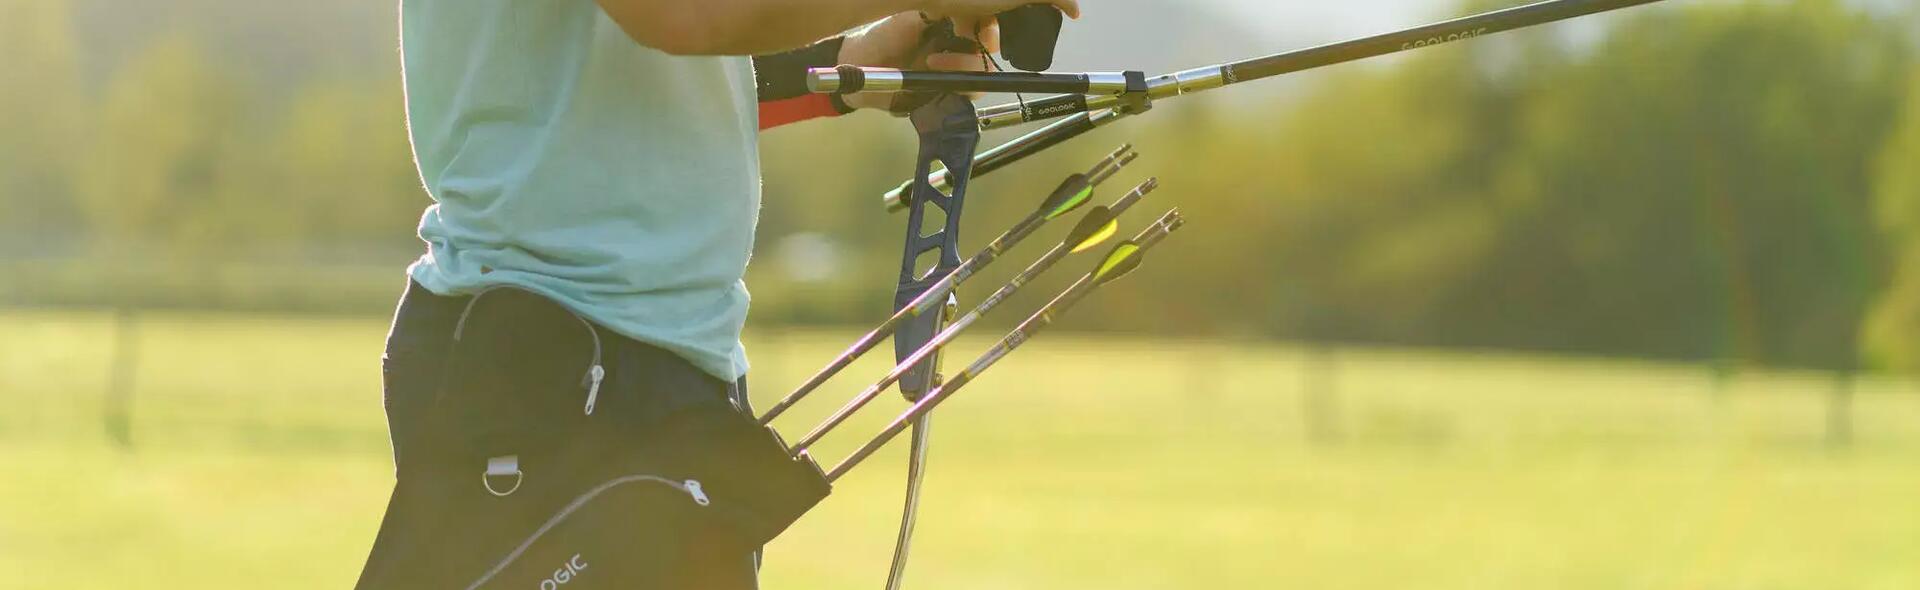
top-left (584, 365), bottom-right (606, 415)
top-left (683, 480), bottom-right (711, 506)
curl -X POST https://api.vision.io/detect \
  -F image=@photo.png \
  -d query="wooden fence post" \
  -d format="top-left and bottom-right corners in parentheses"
top-left (103, 306), bottom-right (140, 450)
top-left (1825, 369), bottom-right (1854, 451)
top-left (1304, 344), bottom-right (1340, 446)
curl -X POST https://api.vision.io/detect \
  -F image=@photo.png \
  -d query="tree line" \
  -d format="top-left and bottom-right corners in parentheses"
top-left (3, 0), bottom-right (1917, 372)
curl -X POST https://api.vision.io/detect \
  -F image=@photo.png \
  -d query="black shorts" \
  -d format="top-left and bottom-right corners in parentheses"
top-left (354, 280), bottom-right (760, 589)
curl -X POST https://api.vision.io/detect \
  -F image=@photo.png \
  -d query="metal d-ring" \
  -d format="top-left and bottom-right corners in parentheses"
top-left (483, 455), bottom-right (524, 497)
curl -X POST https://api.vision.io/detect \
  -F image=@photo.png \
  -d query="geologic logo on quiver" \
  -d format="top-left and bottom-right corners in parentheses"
top-left (538, 554), bottom-right (589, 589)
top-left (1401, 27), bottom-right (1489, 50)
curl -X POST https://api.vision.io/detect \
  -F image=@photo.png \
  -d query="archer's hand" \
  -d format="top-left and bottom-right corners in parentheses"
top-left (837, 4), bottom-right (1078, 113)
top-left (921, 0), bottom-right (1081, 20)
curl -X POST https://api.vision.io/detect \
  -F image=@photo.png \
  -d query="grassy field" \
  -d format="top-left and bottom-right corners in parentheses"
top-left (2, 308), bottom-right (1917, 589)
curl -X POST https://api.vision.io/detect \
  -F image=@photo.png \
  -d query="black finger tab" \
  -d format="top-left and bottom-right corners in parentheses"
top-left (998, 4), bottom-right (1063, 72)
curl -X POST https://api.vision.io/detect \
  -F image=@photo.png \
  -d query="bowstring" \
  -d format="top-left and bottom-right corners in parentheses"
top-left (983, 51), bottom-right (1030, 115)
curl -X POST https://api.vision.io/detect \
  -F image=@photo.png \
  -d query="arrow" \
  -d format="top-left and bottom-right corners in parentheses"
top-left (817, 208), bottom-right (1186, 481)
top-left (787, 198), bottom-right (1143, 451)
top-left (758, 149), bottom-right (1150, 425)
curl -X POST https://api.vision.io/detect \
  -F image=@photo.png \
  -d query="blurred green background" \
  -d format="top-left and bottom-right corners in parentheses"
top-left (3, 0), bottom-right (1918, 587)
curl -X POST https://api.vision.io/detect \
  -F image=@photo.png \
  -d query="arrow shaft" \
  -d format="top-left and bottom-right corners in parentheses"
top-left (824, 210), bottom-right (1185, 481)
top-left (759, 148), bottom-right (1133, 424)
top-left (791, 178), bottom-right (1158, 448)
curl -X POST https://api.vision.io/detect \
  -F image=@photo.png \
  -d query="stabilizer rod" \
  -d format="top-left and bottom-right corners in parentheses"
top-left (973, 0), bottom-right (1669, 129)
top-left (853, 0), bottom-right (1669, 209)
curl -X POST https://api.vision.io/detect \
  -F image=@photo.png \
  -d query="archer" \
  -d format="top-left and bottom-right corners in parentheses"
top-left (352, 1), bottom-right (1079, 588)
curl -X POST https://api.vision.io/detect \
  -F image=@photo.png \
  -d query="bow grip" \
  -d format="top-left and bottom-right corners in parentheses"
top-left (893, 93), bottom-right (981, 401)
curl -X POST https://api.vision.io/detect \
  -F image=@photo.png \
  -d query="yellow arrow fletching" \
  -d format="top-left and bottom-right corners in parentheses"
top-left (1094, 242), bottom-right (1142, 281)
top-left (1069, 219), bottom-right (1120, 253)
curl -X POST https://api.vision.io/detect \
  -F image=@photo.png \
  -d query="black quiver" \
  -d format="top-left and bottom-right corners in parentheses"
top-left (355, 288), bottom-right (830, 590)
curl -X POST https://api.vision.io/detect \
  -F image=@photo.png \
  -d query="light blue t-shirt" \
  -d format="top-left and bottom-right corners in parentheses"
top-left (400, 0), bottom-right (761, 380)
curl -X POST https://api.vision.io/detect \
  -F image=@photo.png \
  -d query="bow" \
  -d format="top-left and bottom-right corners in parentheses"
top-left (880, 10), bottom-right (1074, 587)
top-left (787, 2), bottom-right (1677, 587)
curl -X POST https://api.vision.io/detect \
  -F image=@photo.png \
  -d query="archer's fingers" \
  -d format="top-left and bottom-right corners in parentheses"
top-left (925, 52), bottom-right (987, 72)
top-left (942, 15), bottom-right (999, 59)
top-left (923, 53), bottom-right (988, 101)
top-left (977, 19), bottom-right (1002, 55)
top-left (927, 48), bottom-right (989, 102)
top-left (1050, 0), bottom-right (1081, 19)
top-left (947, 15), bottom-right (984, 44)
